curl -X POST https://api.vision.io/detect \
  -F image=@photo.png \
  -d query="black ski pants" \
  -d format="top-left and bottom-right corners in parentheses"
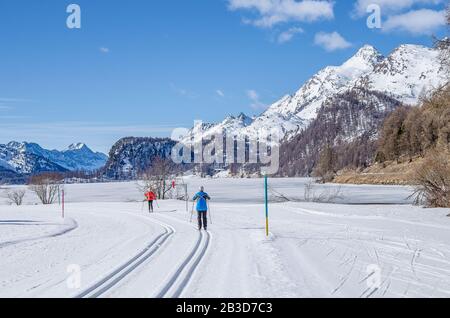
top-left (198, 211), bottom-right (207, 229)
top-left (148, 200), bottom-right (154, 212)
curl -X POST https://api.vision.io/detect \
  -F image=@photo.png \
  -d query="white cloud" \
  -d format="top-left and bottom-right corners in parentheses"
top-left (0, 115), bottom-right (26, 119)
top-left (353, 0), bottom-right (445, 17)
top-left (247, 89), bottom-right (259, 100)
top-left (314, 31), bottom-right (352, 51)
top-left (383, 9), bottom-right (446, 35)
top-left (277, 26), bottom-right (304, 43)
top-left (0, 98), bottom-right (34, 103)
top-left (216, 89), bottom-right (225, 97)
top-left (170, 83), bottom-right (198, 99)
top-left (0, 98), bottom-right (34, 111)
top-left (99, 47), bottom-right (110, 53)
top-left (247, 89), bottom-right (266, 110)
top-left (228, 0), bottom-right (334, 28)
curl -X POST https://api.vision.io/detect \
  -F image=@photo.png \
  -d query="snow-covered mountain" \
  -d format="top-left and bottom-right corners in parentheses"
top-left (103, 137), bottom-right (176, 180)
top-left (0, 142), bottom-right (108, 175)
top-left (278, 88), bottom-right (404, 177)
top-left (357, 44), bottom-right (446, 105)
top-left (58, 143), bottom-right (108, 171)
top-left (184, 44), bottom-right (447, 142)
top-left (186, 113), bottom-right (254, 143)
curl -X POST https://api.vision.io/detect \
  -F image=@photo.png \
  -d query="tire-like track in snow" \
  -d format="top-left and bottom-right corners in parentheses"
top-left (74, 219), bottom-right (175, 298)
top-left (155, 229), bottom-right (211, 298)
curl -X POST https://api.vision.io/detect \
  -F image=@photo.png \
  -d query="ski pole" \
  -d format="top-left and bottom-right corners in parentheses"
top-left (141, 200), bottom-right (145, 212)
top-left (190, 200), bottom-right (195, 223)
top-left (207, 201), bottom-right (212, 225)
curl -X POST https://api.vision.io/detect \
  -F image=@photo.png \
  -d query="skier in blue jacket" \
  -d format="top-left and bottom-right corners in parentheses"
top-left (193, 186), bottom-right (211, 231)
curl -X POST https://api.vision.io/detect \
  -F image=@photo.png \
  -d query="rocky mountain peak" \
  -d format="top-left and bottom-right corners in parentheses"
top-left (67, 143), bottom-right (88, 151)
top-left (343, 45), bottom-right (384, 69)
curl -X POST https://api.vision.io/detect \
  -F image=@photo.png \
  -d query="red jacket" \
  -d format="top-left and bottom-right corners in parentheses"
top-left (145, 191), bottom-right (157, 201)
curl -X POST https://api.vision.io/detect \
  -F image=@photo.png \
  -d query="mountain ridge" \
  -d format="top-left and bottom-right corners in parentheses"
top-left (0, 142), bottom-right (108, 178)
top-left (183, 43), bottom-right (447, 144)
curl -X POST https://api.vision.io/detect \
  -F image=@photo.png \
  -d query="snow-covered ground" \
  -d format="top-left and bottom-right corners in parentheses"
top-left (0, 178), bottom-right (449, 298)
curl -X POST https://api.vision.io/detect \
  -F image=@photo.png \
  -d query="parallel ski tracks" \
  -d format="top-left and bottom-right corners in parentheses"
top-left (74, 218), bottom-right (175, 298)
top-left (155, 229), bottom-right (211, 298)
top-left (75, 214), bottom-right (211, 299)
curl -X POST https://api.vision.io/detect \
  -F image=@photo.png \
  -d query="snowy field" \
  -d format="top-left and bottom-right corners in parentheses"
top-left (0, 178), bottom-right (449, 298)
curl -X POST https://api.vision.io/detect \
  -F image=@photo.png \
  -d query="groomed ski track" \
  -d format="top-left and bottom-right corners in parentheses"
top-left (75, 212), bottom-right (212, 299)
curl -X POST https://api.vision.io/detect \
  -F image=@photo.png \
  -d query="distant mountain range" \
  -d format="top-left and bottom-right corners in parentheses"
top-left (0, 142), bottom-right (108, 181)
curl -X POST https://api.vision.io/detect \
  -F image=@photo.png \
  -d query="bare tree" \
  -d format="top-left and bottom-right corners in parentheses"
top-left (304, 181), bottom-right (343, 203)
top-left (5, 189), bottom-right (26, 206)
top-left (138, 157), bottom-right (175, 200)
top-left (28, 173), bottom-right (63, 205)
top-left (269, 180), bottom-right (343, 203)
top-left (411, 151), bottom-right (450, 208)
top-left (313, 145), bottom-right (337, 183)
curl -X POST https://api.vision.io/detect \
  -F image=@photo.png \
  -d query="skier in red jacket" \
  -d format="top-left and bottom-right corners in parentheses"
top-left (144, 189), bottom-right (157, 213)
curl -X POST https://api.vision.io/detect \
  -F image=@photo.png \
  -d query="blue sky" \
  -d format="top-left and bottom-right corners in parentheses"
top-left (0, 0), bottom-right (447, 153)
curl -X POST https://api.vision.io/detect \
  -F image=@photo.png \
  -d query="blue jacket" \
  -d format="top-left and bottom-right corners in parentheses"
top-left (193, 191), bottom-right (211, 212)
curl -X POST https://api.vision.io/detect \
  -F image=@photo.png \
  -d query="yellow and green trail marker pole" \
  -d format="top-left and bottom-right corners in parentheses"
top-left (265, 174), bottom-right (269, 237)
